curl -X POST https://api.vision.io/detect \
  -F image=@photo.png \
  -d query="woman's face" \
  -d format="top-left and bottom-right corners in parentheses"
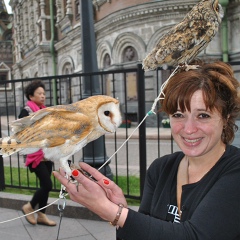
top-left (29, 87), bottom-right (45, 107)
top-left (170, 90), bottom-right (224, 158)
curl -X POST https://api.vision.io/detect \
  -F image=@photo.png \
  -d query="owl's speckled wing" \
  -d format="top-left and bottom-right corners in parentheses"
top-left (143, 0), bottom-right (223, 71)
top-left (9, 107), bottom-right (93, 150)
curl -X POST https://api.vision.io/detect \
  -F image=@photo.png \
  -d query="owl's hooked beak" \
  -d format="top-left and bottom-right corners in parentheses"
top-left (104, 123), bottom-right (118, 133)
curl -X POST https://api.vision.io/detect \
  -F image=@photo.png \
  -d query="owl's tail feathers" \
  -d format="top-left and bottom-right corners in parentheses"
top-left (0, 137), bottom-right (23, 157)
top-left (0, 137), bottom-right (47, 157)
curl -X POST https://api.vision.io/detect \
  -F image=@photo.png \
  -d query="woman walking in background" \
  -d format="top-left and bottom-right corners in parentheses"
top-left (20, 80), bottom-right (56, 226)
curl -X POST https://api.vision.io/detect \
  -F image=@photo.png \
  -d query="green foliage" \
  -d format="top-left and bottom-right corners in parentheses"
top-left (114, 175), bottom-right (141, 206)
top-left (114, 175), bottom-right (140, 196)
top-left (3, 167), bottom-right (141, 205)
top-left (4, 166), bottom-right (61, 189)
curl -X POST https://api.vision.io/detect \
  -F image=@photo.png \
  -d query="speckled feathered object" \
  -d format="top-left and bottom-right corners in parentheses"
top-left (143, 0), bottom-right (224, 71)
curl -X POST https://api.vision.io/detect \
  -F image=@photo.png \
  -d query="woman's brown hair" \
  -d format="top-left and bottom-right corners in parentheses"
top-left (160, 60), bottom-right (240, 144)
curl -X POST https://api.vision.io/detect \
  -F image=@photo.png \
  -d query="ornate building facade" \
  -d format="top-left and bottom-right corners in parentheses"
top-left (0, 1), bottom-right (13, 114)
top-left (10, 0), bottom-right (240, 76)
top-left (8, 0), bottom-right (240, 119)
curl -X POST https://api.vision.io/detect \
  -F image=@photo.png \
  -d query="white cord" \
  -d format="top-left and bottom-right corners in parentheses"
top-left (0, 199), bottom-right (59, 224)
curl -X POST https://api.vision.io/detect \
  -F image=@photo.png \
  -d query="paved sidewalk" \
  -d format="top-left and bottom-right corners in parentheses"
top-left (0, 192), bottom-right (138, 240)
top-left (0, 207), bottom-right (116, 240)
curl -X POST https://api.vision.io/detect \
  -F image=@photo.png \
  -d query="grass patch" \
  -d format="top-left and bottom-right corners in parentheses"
top-left (114, 175), bottom-right (140, 196)
top-left (114, 175), bottom-right (141, 206)
top-left (4, 166), bottom-right (61, 189)
top-left (3, 166), bottom-right (141, 205)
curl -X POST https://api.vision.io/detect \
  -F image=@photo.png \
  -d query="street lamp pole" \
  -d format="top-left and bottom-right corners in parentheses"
top-left (80, 0), bottom-right (113, 179)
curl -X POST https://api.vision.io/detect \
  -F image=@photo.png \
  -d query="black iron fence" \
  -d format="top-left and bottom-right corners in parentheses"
top-left (1, 62), bottom-right (239, 200)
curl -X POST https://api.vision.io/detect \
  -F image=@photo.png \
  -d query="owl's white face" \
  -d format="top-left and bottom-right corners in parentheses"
top-left (212, 0), bottom-right (224, 22)
top-left (97, 101), bottom-right (122, 133)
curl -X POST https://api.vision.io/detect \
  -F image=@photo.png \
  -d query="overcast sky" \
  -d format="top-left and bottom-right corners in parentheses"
top-left (4, 0), bottom-right (12, 13)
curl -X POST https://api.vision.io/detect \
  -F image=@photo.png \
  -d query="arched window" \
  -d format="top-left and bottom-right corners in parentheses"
top-left (122, 46), bottom-right (138, 62)
top-left (122, 46), bottom-right (138, 101)
top-left (103, 53), bottom-right (111, 68)
top-left (0, 62), bottom-right (11, 90)
top-left (103, 53), bottom-right (111, 95)
top-left (60, 62), bottom-right (73, 104)
top-left (63, 62), bottom-right (73, 75)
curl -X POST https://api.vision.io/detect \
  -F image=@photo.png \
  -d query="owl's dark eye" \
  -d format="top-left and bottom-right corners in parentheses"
top-left (104, 111), bottom-right (110, 116)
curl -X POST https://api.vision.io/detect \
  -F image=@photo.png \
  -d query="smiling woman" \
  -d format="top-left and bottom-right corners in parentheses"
top-left (161, 59), bottom-right (240, 145)
top-left (169, 90), bottom-right (225, 158)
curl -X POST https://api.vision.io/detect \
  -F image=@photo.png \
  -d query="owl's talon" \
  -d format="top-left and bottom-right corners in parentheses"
top-left (67, 176), bottom-right (81, 191)
top-left (178, 63), bottom-right (200, 72)
top-left (70, 175), bottom-right (75, 182)
top-left (76, 182), bottom-right (82, 192)
top-left (184, 64), bottom-right (200, 71)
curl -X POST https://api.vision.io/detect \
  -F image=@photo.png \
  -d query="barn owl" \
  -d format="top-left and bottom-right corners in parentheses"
top-left (0, 95), bottom-right (122, 176)
top-left (142, 0), bottom-right (224, 71)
